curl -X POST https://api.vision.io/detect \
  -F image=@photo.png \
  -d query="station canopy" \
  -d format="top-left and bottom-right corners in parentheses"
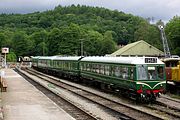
top-left (111, 40), bottom-right (164, 57)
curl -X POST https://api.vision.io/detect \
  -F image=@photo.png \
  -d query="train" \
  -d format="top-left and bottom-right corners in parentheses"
top-left (162, 57), bottom-right (180, 86)
top-left (31, 56), bottom-right (166, 102)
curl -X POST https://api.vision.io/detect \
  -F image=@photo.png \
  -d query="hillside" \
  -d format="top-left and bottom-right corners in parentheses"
top-left (0, 5), bottom-right (162, 60)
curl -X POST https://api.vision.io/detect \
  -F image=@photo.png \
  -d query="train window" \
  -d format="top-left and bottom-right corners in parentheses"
top-left (92, 64), bottom-right (95, 72)
top-left (58, 61), bottom-right (61, 68)
top-left (97, 65), bottom-right (100, 73)
top-left (157, 66), bottom-right (164, 80)
top-left (111, 66), bottom-right (115, 76)
top-left (114, 66), bottom-right (120, 77)
top-left (96, 64), bottom-right (100, 73)
top-left (105, 65), bottom-right (110, 75)
top-left (81, 63), bottom-right (85, 71)
top-left (69, 63), bottom-right (71, 70)
top-left (99, 65), bottom-right (104, 74)
top-left (73, 62), bottom-right (76, 69)
top-left (130, 67), bottom-right (134, 79)
top-left (86, 63), bottom-right (90, 71)
top-left (83, 63), bottom-right (86, 71)
top-left (137, 65), bottom-right (148, 80)
top-left (68, 63), bottom-right (71, 70)
top-left (80, 63), bottom-right (83, 71)
top-left (148, 67), bottom-right (156, 80)
top-left (92, 64), bottom-right (98, 73)
top-left (122, 67), bottom-right (128, 79)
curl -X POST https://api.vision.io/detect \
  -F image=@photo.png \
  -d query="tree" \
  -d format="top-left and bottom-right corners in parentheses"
top-left (7, 52), bottom-right (16, 62)
top-left (30, 30), bottom-right (48, 56)
top-left (101, 31), bottom-right (117, 55)
top-left (0, 33), bottom-right (6, 48)
top-left (12, 31), bottom-right (32, 56)
top-left (48, 28), bottom-right (61, 55)
top-left (58, 23), bottom-right (85, 55)
top-left (165, 16), bottom-right (180, 55)
top-left (83, 30), bottom-right (104, 56)
top-left (134, 21), bottom-right (162, 50)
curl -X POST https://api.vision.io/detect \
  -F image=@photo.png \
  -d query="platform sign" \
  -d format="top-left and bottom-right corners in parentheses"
top-left (2, 47), bottom-right (9, 54)
top-left (0, 71), bottom-right (5, 77)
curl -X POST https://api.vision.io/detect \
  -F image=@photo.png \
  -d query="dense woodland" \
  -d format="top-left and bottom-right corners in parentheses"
top-left (0, 5), bottom-right (179, 61)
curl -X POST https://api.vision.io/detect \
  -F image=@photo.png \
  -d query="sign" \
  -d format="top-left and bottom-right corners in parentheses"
top-left (2, 47), bottom-right (9, 54)
top-left (145, 58), bottom-right (157, 63)
top-left (0, 71), bottom-right (5, 77)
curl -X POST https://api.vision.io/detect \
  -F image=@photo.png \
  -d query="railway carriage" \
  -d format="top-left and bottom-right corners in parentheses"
top-left (162, 58), bottom-right (180, 83)
top-left (33, 56), bottom-right (56, 73)
top-left (80, 57), bottom-right (166, 102)
top-left (51, 56), bottom-right (83, 79)
top-left (31, 56), bottom-right (40, 68)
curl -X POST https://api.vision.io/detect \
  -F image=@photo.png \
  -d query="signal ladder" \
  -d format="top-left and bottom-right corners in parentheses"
top-left (158, 25), bottom-right (171, 58)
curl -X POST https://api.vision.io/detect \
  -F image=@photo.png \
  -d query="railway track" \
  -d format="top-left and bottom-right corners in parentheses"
top-left (145, 103), bottom-right (180, 120)
top-left (144, 94), bottom-right (180, 119)
top-left (18, 68), bottom-right (172, 120)
top-left (156, 95), bottom-right (180, 111)
top-left (15, 68), bottom-right (98, 120)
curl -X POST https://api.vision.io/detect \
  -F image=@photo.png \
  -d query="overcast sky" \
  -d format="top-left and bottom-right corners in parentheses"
top-left (0, 0), bottom-right (179, 22)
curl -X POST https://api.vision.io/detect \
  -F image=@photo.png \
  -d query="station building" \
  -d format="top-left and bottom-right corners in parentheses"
top-left (110, 40), bottom-right (164, 57)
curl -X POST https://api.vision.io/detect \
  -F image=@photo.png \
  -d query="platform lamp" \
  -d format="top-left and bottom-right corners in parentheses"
top-left (2, 47), bottom-right (9, 68)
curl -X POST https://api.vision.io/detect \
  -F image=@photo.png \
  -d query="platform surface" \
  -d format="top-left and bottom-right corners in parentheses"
top-left (1, 68), bottom-right (75, 120)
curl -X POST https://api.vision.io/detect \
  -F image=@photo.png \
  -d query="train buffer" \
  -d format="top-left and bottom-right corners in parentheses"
top-left (0, 78), bottom-right (7, 92)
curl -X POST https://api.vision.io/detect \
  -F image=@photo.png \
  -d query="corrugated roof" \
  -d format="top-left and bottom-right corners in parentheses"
top-left (111, 40), bottom-right (164, 56)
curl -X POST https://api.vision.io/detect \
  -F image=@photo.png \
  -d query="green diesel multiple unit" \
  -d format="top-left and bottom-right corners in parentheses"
top-left (32, 56), bottom-right (166, 102)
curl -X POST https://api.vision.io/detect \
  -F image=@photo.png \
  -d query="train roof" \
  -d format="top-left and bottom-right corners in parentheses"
top-left (37, 56), bottom-right (58, 60)
top-left (81, 56), bottom-right (164, 65)
top-left (162, 57), bottom-right (180, 62)
top-left (31, 56), bottom-right (40, 59)
top-left (53, 56), bottom-right (82, 61)
top-left (35, 56), bottom-right (82, 61)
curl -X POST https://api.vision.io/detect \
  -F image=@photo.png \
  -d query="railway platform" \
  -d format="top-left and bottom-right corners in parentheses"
top-left (0, 68), bottom-right (75, 120)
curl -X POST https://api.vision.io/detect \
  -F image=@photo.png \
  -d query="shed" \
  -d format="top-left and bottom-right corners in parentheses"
top-left (111, 40), bottom-right (164, 57)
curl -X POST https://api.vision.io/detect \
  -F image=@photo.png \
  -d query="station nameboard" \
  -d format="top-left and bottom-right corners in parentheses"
top-left (145, 58), bottom-right (157, 63)
top-left (2, 47), bottom-right (9, 54)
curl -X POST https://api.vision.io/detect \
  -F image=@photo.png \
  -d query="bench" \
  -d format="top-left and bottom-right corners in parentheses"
top-left (0, 78), bottom-right (7, 92)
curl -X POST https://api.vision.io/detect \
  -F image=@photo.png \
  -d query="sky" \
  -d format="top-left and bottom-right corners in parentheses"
top-left (0, 0), bottom-right (179, 23)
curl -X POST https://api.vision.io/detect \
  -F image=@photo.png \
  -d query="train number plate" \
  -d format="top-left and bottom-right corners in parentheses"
top-left (145, 58), bottom-right (157, 63)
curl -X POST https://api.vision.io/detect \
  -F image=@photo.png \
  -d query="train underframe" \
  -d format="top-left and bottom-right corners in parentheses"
top-left (80, 75), bottom-right (158, 103)
top-left (32, 66), bottom-right (159, 103)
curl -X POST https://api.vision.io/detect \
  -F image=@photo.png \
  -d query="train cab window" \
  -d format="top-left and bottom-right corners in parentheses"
top-left (137, 65), bottom-right (148, 80)
top-left (130, 67), bottom-right (134, 79)
top-left (157, 66), bottom-right (164, 80)
top-left (148, 67), bottom-right (156, 80)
